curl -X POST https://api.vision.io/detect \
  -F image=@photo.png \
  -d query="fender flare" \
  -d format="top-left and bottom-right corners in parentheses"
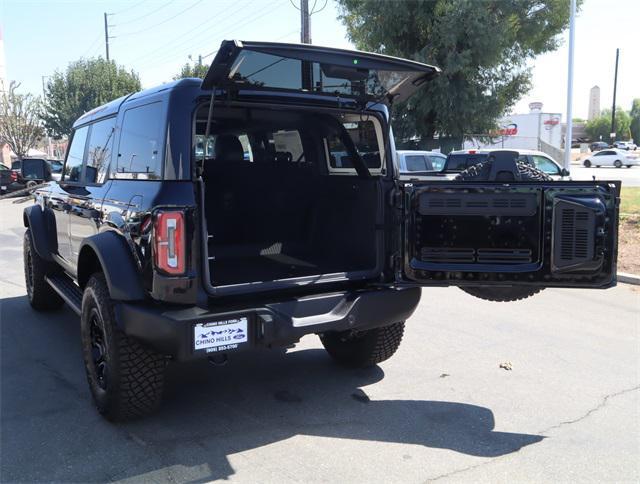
top-left (23, 205), bottom-right (56, 262)
top-left (78, 231), bottom-right (146, 301)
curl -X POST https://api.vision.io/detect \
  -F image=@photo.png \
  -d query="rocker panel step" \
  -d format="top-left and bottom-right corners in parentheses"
top-left (45, 273), bottom-right (82, 315)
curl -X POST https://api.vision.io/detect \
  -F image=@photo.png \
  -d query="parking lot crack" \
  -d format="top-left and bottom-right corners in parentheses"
top-left (541, 385), bottom-right (640, 433)
top-left (427, 385), bottom-right (640, 482)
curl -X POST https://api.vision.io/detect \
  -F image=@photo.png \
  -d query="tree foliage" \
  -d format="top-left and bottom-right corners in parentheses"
top-left (337, 0), bottom-right (576, 146)
top-left (0, 81), bottom-right (44, 160)
top-left (173, 62), bottom-right (208, 80)
top-left (42, 58), bottom-right (141, 138)
top-left (630, 98), bottom-right (640, 144)
top-left (585, 108), bottom-right (631, 142)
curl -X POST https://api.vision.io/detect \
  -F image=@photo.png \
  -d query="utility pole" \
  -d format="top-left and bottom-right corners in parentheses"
top-left (562, 0), bottom-right (576, 171)
top-left (300, 0), bottom-right (311, 44)
top-left (610, 48), bottom-right (619, 142)
top-left (104, 12), bottom-right (111, 61)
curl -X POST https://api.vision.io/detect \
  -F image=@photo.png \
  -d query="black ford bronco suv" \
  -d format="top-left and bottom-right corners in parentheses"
top-left (23, 41), bottom-right (620, 421)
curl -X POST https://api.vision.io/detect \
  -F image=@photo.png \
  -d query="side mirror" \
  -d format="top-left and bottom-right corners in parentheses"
top-left (561, 168), bottom-right (570, 177)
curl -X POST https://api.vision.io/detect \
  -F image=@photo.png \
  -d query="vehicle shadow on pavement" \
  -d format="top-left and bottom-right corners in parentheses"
top-left (0, 294), bottom-right (543, 482)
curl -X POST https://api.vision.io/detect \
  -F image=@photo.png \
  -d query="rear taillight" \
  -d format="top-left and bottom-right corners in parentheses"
top-left (154, 210), bottom-right (186, 276)
top-left (10, 171), bottom-right (17, 182)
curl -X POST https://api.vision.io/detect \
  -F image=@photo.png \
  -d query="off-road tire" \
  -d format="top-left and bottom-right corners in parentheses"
top-left (455, 159), bottom-right (552, 182)
top-left (320, 321), bottom-right (405, 368)
top-left (454, 158), bottom-right (549, 302)
top-left (23, 229), bottom-right (64, 311)
top-left (81, 273), bottom-right (165, 421)
top-left (460, 286), bottom-right (543, 302)
top-left (583, 160), bottom-right (591, 168)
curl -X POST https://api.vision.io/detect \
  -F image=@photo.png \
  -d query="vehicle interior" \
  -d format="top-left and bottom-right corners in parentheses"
top-left (195, 104), bottom-right (386, 288)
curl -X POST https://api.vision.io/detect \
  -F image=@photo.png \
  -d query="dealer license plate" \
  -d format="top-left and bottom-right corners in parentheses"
top-left (193, 317), bottom-right (249, 353)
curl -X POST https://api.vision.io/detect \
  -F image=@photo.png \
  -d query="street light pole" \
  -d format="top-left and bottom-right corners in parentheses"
top-left (563, 0), bottom-right (576, 171)
top-left (610, 48), bottom-right (619, 142)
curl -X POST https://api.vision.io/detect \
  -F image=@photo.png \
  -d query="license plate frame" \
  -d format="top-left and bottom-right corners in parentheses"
top-left (193, 316), bottom-right (250, 354)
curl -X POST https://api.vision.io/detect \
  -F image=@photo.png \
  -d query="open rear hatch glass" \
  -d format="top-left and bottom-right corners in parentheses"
top-left (202, 40), bottom-right (439, 105)
top-left (401, 181), bottom-right (619, 288)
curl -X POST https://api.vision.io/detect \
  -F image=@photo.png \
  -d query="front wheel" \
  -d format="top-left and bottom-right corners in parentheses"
top-left (614, 160), bottom-right (622, 168)
top-left (23, 229), bottom-right (64, 311)
top-left (583, 159), bottom-right (591, 168)
top-left (320, 321), bottom-right (405, 368)
top-left (81, 273), bottom-right (166, 421)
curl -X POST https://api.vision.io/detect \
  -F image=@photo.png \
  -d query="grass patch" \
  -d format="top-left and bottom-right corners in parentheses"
top-left (620, 187), bottom-right (640, 217)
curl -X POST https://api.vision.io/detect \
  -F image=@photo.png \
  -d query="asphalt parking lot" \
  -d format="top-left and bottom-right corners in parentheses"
top-left (571, 162), bottom-right (640, 187)
top-left (0, 198), bottom-right (638, 483)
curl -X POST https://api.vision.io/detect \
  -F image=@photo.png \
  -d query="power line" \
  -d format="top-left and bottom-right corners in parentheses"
top-left (79, 34), bottom-right (102, 58)
top-left (116, 0), bottom-right (206, 37)
top-left (138, 0), bottom-right (283, 68)
top-left (113, 0), bottom-right (174, 26)
top-left (130, 0), bottom-right (254, 65)
top-left (110, 0), bottom-right (149, 16)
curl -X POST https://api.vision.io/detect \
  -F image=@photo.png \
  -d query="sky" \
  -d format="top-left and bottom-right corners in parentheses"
top-left (1, 0), bottom-right (638, 121)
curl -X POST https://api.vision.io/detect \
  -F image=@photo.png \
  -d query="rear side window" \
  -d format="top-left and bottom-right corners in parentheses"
top-left (326, 116), bottom-right (384, 174)
top-left (85, 117), bottom-right (116, 184)
top-left (446, 154), bottom-right (488, 172)
top-left (114, 102), bottom-right (164, 180)
top-left (404, 155), bottom-right (431, 171)
top-left (64, 126), bottom-right (89, 182)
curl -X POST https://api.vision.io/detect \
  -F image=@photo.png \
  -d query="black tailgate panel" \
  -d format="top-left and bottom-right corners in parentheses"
top-left (403, 182), bottom-right (619, 288)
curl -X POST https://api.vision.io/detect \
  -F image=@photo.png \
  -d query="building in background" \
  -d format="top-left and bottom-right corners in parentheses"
top-left (464, 102), bottom-right (563, 159)
top-left (588, 85), bottom-right (600, 120)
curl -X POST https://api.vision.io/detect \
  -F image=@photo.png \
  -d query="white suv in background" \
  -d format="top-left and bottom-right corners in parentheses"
top-left (612, 141), bottom-right (637, 151)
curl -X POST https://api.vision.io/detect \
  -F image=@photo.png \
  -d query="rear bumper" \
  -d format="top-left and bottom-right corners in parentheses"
top-left (114, 286), bottom-right (421, 361)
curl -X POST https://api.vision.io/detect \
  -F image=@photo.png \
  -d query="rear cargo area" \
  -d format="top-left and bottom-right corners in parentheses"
top-left (198, 105), bottom-right (382, 288)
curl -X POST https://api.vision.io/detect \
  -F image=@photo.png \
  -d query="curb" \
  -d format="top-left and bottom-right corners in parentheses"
top-left (618, 272), bottom-right (640, 285)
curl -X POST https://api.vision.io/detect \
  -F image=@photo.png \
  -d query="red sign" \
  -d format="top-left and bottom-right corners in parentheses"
top-left (492, 123), bottom-right (518, 136)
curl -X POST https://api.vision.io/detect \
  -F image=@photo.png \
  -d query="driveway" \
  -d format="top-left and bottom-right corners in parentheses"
top-left (1, 198), bottom-right (638, 482)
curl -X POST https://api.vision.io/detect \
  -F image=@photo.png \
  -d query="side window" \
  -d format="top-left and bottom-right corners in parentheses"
top-left (405, 155), bottom-right (430, 171)
top-left (532, 155), bottom-right (560, 175)
top-left (85, 117), bottom-right (116, 184)
top-left (428, 155), bottom-right (446, 171)
top-left (114, 102), bottom-right (164, 180)
top-left (326, 116), bottom-right (383, 174)
top-left (64, 126), bottom-right (89, 182)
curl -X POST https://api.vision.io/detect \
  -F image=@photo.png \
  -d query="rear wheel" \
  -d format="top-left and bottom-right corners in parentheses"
top-left (23, 229), bottom-right (64, 311)
top-left (583, 159), bottom-right (591, 168)
top-left (81, 273), bottom-right (165, 421)
top-left (454, 159), bottom-right (549, 302)
top-left (320, 321), bottom-right (405, 368)
top-left (614, 160), bottom-right (622, 168)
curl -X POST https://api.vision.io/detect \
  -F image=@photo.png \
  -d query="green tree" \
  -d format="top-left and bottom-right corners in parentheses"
top-left (337, 0), bottom-right (577, 146)
top-left (0, 81), bottom-right (44, 160)
top-left (42, 58), bottom-right (141, 138)
top-left (585, 108), bottom-right (631, 142)
top-left (630, 98), bottom-right (640, 144)
top-left (173, 62), bottom-right (208, 80)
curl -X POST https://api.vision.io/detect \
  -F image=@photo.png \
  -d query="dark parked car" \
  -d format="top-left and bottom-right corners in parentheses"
top-left (590, 142), bottom-right (610, 152)
top-left (11, 158), bottom-right (53, 188)
top-left (23, 40), bottom-right (620, 421)
top-left (0, 163), bottom-right (15, 195)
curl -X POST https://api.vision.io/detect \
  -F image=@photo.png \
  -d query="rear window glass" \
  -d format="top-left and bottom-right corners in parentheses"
top-left (114, 102), bottom-right (164, 180)
top-left (446, 154), bottom-right (488, 172)
top-left (229, 50), bottom-right (412, 100)
top-left (21, 159), bottom-right (47, 180)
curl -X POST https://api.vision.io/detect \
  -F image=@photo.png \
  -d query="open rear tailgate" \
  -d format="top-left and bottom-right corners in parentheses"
top-left (401, 181), bottom-right (620, 288)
